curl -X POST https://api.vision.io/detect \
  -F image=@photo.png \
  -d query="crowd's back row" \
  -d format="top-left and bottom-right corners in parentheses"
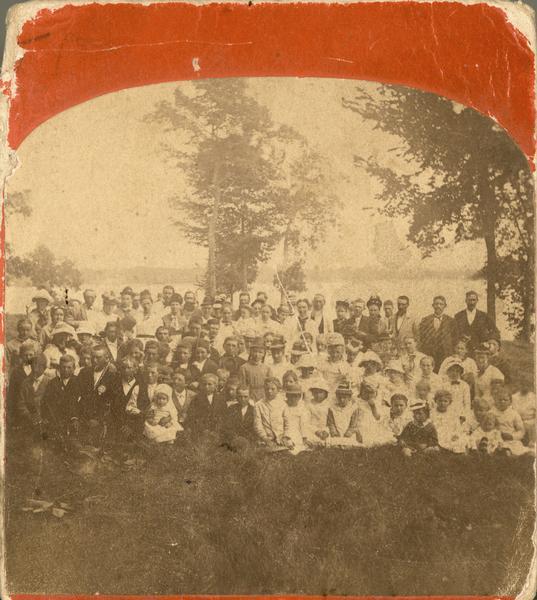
top-left (6, 286), bottom-right (535, 455)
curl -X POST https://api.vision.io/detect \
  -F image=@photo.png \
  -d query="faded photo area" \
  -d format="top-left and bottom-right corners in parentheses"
top-left (4, 77), bottom-right (535, 595)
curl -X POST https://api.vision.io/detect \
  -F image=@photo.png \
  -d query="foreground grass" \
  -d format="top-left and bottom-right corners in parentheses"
top-left (5, 428), bottom-right (535, 596)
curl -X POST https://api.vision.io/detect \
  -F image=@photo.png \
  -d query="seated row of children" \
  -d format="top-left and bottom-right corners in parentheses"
top-left (132, 358), bottom-right (533, 456)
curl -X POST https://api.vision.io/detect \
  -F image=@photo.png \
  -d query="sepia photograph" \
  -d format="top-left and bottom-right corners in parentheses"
top-left (3, 61), bottom-right (536, 599)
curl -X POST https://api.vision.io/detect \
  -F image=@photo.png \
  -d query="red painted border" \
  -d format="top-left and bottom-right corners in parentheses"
top-left (3, 2), bottom-right (534, 599)
top-left (5, 1), bottom-right (535, 162)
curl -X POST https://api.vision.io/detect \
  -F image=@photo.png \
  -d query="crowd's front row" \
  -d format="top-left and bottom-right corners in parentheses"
top-left (11, 333), bottom-right (535, 458)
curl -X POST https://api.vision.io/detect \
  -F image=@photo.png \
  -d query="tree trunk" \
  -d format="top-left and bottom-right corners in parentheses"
top-left (520, 253), bottom-right (534, 342)
top-left (207, 163), bottom-right (221, 298)
top-left (483, 227), bottom-right (497, 323)
top-left (207, 207), bottom-right (217, 298)
top-left (280, 223), bottom-right (291, 305)
top-left (240, 214), bottom-right (248, 291)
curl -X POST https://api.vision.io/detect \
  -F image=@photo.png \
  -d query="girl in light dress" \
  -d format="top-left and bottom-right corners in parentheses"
top-left (306, 379), bottom-right (331, 445)
top-left (326, 382), bottom-right (362, 447)
top-left (356, 381), bottom-right (397, 447)
top-left (430, 390), bottom-right (467, 454)
top-left (143, 383), bottom-right (183, 444)
top-left (380, 393), bottom-right (412, 439)
top-left (254, 377), bottom-right (287, 448)
top-left (492, 390), bottom-right (533, 456)
top-left (438, 339), bottom-right (478, 381)
top-left (468, 411), bottom-right (503, 454)
top-left (282, 383), bottom-right (312, 454)
top-left (512, 382), bottom-right (536, 445)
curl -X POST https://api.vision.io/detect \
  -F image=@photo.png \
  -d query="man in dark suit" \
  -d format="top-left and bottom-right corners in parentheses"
top-left (418, 296), bottom-right (457, 372)
top-left (7, 340), bottom-right (36, 425)
top-left (219, 336), bottom-right (246, 376)
top-left (162, 293), bottom-right (188, 337)
top-left (223, 385), bottom-right (255, 442)
top-left (41, 354), bottom-right (81, 446)
top-left (349, 298), bottom-right (370, 338)
top-left (188, 340), bottom-right (219, 385)
top-left (78, 345), bottom-right (119, 446)
top-left (454, 291), bottom-right (500, 351)
top-left (184, 373), bottom-right (227, 436)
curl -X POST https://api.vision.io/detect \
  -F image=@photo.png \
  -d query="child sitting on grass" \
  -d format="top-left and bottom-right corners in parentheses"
top-left (357, 381), bottom-right (395, 447)
top-left (282, 369), bottom-right (300, 391)
top-left (306, 379), bottom-right (331, 444)
top-left (512, 382), bottom-right (536, 445)
top-left (144, 384), bottom-right (182, 444)
top-left (326, 381), bottom-right (362, 446)
top-left (216, 368), bottom-right (230, 393)
top-left (380, 393), bottom-right (411, 439)
top-left (492, 389), bottom-right (532, 456)
top-left (282, 383), bottom-right (312, 454)
top-left (399, 400), bottom-right (439, 456)
top-left (297, 354), bottom-right (317, 402)
top-left (254, 377), bottom-right (286, 448)
top-left (468, 411), bottom-right (503, 454)
top-left (382, 360), bottom-right (411, 409)
top-left (417, 356), bottom-right (442, 395)
top-left (224, 376), bottom-right (240, 408)
top-left (465, 396), bottom-right (493, 435)
top-left (415, 379), bottom-right (433, 410)
top-left (444, 361), bottom-right (472, 423)
top-left (358, 351), bottom-right (386, 390)
top-left (430, 390), bottom-right (467, 454)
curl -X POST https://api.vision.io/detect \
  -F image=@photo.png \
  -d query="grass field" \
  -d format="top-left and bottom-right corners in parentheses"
top-left (5, 428), bottom-right (535, 596)
top-left (4, 317), bottom-right (536, 595)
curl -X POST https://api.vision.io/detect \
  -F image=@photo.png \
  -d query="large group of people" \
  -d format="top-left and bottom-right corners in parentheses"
top-left (6, 285), bottom-right (535, 456)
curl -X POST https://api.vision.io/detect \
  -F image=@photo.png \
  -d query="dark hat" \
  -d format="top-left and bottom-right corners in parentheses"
top-left (474, 344), bottom-right (491, 356)
top-left (335, 300), bottom-right (349, 309)
top-left (367, 294), bottom-right (382, 308)
top-left (170, 293), bottom-right (183, 304)
top-left (121, 286), bottom-right (135, 296)
top-left (250, 337), bottom-right (265, 350)
top-left (194, 339), bottom-right (210, 351)
top-left (101, 291), bottom-right (118, 305)
top-left (335, 381), bottom-right (353, 396)
top-left (271, 335), bottom-right (286, 350)
top-left (201, 297), bottom-right (214, 307)
top-left (119, 315), bottom-right (137, 330)
top-left (285, 383), bottom-right (303, 397)
top-left (291, 341), bottom-right (306, 356)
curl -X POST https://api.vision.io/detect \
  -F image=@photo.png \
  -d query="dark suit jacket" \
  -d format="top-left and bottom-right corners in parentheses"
top-left (41, 376), bottom-right (81, 434)
top-left (224, 403), bottom-right (255, 440)
top-left (184, 391), bottom-right (227, 434)
top-left (188, 358), bottom-right (219, 383)
top-left (162, 313), bottom-right (187, 336)
top-left (219, 354), bottom-right (246, 376)
top-left (7, 365), bottom-right (32, 423)
top-left (78, 364), bottom-right (119, 423)
top-left (18, 374), bottom-right (52, 422)
top-left (418, 314), bottom-right (457, 367)
top-left (453, 309), bottom-right (500, 350)
top-left (171, 389), bottom-right (197, 424)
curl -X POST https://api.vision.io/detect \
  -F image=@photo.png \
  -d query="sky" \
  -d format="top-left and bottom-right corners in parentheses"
top-left (6, 77), bottom-right (484, 273)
